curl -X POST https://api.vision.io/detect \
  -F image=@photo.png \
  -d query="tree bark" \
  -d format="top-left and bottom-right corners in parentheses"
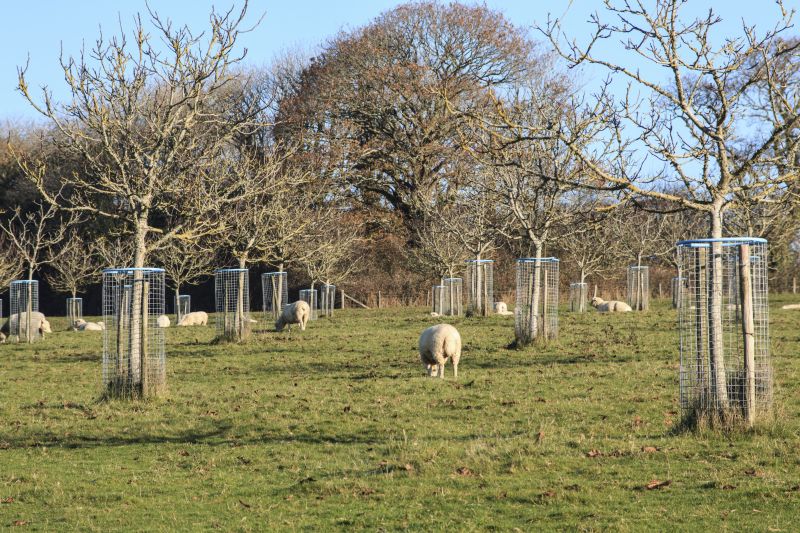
top-left (708, 210), bottom-right (729, 410)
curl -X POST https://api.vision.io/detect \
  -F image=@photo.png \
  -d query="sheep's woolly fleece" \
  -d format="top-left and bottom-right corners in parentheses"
top-left (418, 323), bottom-right (462, 379)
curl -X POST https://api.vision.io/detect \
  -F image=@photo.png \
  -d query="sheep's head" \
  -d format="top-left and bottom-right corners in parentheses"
top-left (590, 297), bottom-right (604, 308)
top-left (275, 317), bottom-right (285, 332)
top-left (40, 318), bottom-right (52, 334)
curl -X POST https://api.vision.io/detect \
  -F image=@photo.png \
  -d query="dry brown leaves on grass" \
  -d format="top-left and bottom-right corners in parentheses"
top-left (645, 480), bottom-right (671, 490)
top-left (641, 446), bottom-right (659, 453)
top-left (1, 498), bottom-right (14, 503)
top-left (456, 467), bottom-right (473, 476)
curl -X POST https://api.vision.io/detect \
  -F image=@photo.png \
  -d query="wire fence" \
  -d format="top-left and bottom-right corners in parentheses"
top-left (215, 268), bottom-right (251, 342)
top-left (102, 268), bottom-right (166, 399)
top-left (300, 289), bottom-right (318, 320)
top-left (10, 280), bottom-right (39, 343)
top-left (67, 297), bottom-right (83, 329)
top-left (569, 282), bottom-right (588, 312)
top-left (515, 258), bottom-right (559, 345)
top-left (677, 238), bottom-right (772, 426)
top-left (261, 272), bottom-right (288, 322)
top-left (627, 265), bottom-right (650, 311)
top-left (465, 259), bottom-right (494, 317)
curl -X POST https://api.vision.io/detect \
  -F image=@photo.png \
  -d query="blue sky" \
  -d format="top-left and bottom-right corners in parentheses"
top-left (1, 0), bottom-right (796, 123)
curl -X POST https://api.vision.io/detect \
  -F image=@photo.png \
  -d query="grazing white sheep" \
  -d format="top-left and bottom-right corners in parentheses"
top-left (430, 312), bottom-right (440, 317)
top-left (590, 297), bottom-right (632, 313)
top-left (275, 301), bottom-right (310, 332)
top-left (0, 311), bottom-right (52, 341)
top-left (157, 315), bottom-right (171, 328)
top-left (494, 302), bottom-right (513, 316)
top-left (781, 304), bottom-right (800, 310)
top-left (177, 311), bottom-right (208, 327)
top-left (418, 323), bottom-right (462, 379)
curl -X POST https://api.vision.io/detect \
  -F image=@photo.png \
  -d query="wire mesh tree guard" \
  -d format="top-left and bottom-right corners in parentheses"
top-left (215, 268), bottom-right (251, 342)
top-left (569, 282), bottom-right (588, 312)
top-left (671, 276), bottom-right (687, 309)
top-left (10, 280), bottom-right (39, 343)
top-left (515, 258), bottom-right (559, 345)
top-left (465, 259), bottom-right (494, 316)
top-left (432, 284), bottom-right (445, 315)
top-left (300, 289), bottom-right (319, 320)
top-left (175, 294), bottom-right (191, 322)
top-left (102, 268), bottom-right (166, 399)
top-left (443, 277), bottom-right (463, 316)
top-left (677, 237), bottom-right (772, 427)
top-left (261, 272), bottom-right (288, 322)
top-left (627, 265), bottom-right (650, 311)
top-left (67, 297), bottom-right (83, 329)
top-left (320, 284), bottom-right (336, 317)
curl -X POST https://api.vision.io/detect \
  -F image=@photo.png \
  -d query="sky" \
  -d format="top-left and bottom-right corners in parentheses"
top-left (0, 0), bottom-right (797, 123)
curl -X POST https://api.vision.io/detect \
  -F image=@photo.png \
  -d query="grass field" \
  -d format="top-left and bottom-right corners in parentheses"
top-left (1, 297), bottom-right (799, 531)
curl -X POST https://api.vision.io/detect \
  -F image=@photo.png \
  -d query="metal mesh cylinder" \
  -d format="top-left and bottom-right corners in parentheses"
top-left (627, 265), bottom-right (650, 311)
top-left (175, 294), bottom-right (191, 321)
top-left (320, 284), bottom-right (336, 317)
top-left (102, 268), bottom-right (166, 398)
top-left (215, 268), bottom-right (251, 341)
top-left (515, 258), bottom-right (559, 344)
top-left (465, 260), bottom-right (494, 316)
top-left (677, 238), bottom-right (772, 425)
top-left (10, 280), bottom-right (40, 343)
top-left (300, 289), bottom-right (318, 320)
top-left (67, 297), bottom-right (83, 329)
top-left (671, 277), bottom-right (687, 309)
top-left (569, 282), bottom-right (588, 312)
top-left (443, 278), bottom-right (463, 316)
top-left (261, 272), bottom-right (288, 321)
top-left (432, 285), bottom-right (445, 315)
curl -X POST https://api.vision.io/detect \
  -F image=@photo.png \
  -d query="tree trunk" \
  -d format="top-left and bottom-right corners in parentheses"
top-left (237, 256), bottom-right (247, 341)
top-left (129, 214), bottom-right (148, 394)
top-left (709, 210), bottom-right (729, 411)
top-left (526, 244), bottom-right (543, 343)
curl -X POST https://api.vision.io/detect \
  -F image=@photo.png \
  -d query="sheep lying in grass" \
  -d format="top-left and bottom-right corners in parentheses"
top-left (157, 315), bottom-right (170, 328)
top-left (590, 297), bottom-right (632, 313)
top-left (494, 302), bottom-right (513, 316)
top-left (418, 323), bottom-right (462, 379)
top-left (177, 311), bottom-right (208, 326)
top-left (781, 303), bottom-right (800, 310)
top-left (0, 312), bottom-right (52, 342)
top-left (77, 320), bottom-right (105, 331)
top-left (275, 301), bottom-right (310, 332)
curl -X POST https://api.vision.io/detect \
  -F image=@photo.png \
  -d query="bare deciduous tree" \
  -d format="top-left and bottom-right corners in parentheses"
top-left (0, 200), bottom-right (75, 280)
top-left (539, 0), bottom-right (800, 424)
top-left (45, 230), bottom-right (102, 298)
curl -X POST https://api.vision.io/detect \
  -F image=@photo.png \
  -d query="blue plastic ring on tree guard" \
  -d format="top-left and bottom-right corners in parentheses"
top-left (464, 259), bottom-right (494, 263)
top-left (443, 277), bottom-right (462, 281)
top-left (214, 268), bottom-right (248, 273)
top-left (677, 237), bottom-right (768, 248)
top-left (517, 257), bottom-right (559, 263)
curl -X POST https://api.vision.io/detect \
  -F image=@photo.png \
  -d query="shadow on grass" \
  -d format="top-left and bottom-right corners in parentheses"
top-left (0, 420), bottom-right (533, 451)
